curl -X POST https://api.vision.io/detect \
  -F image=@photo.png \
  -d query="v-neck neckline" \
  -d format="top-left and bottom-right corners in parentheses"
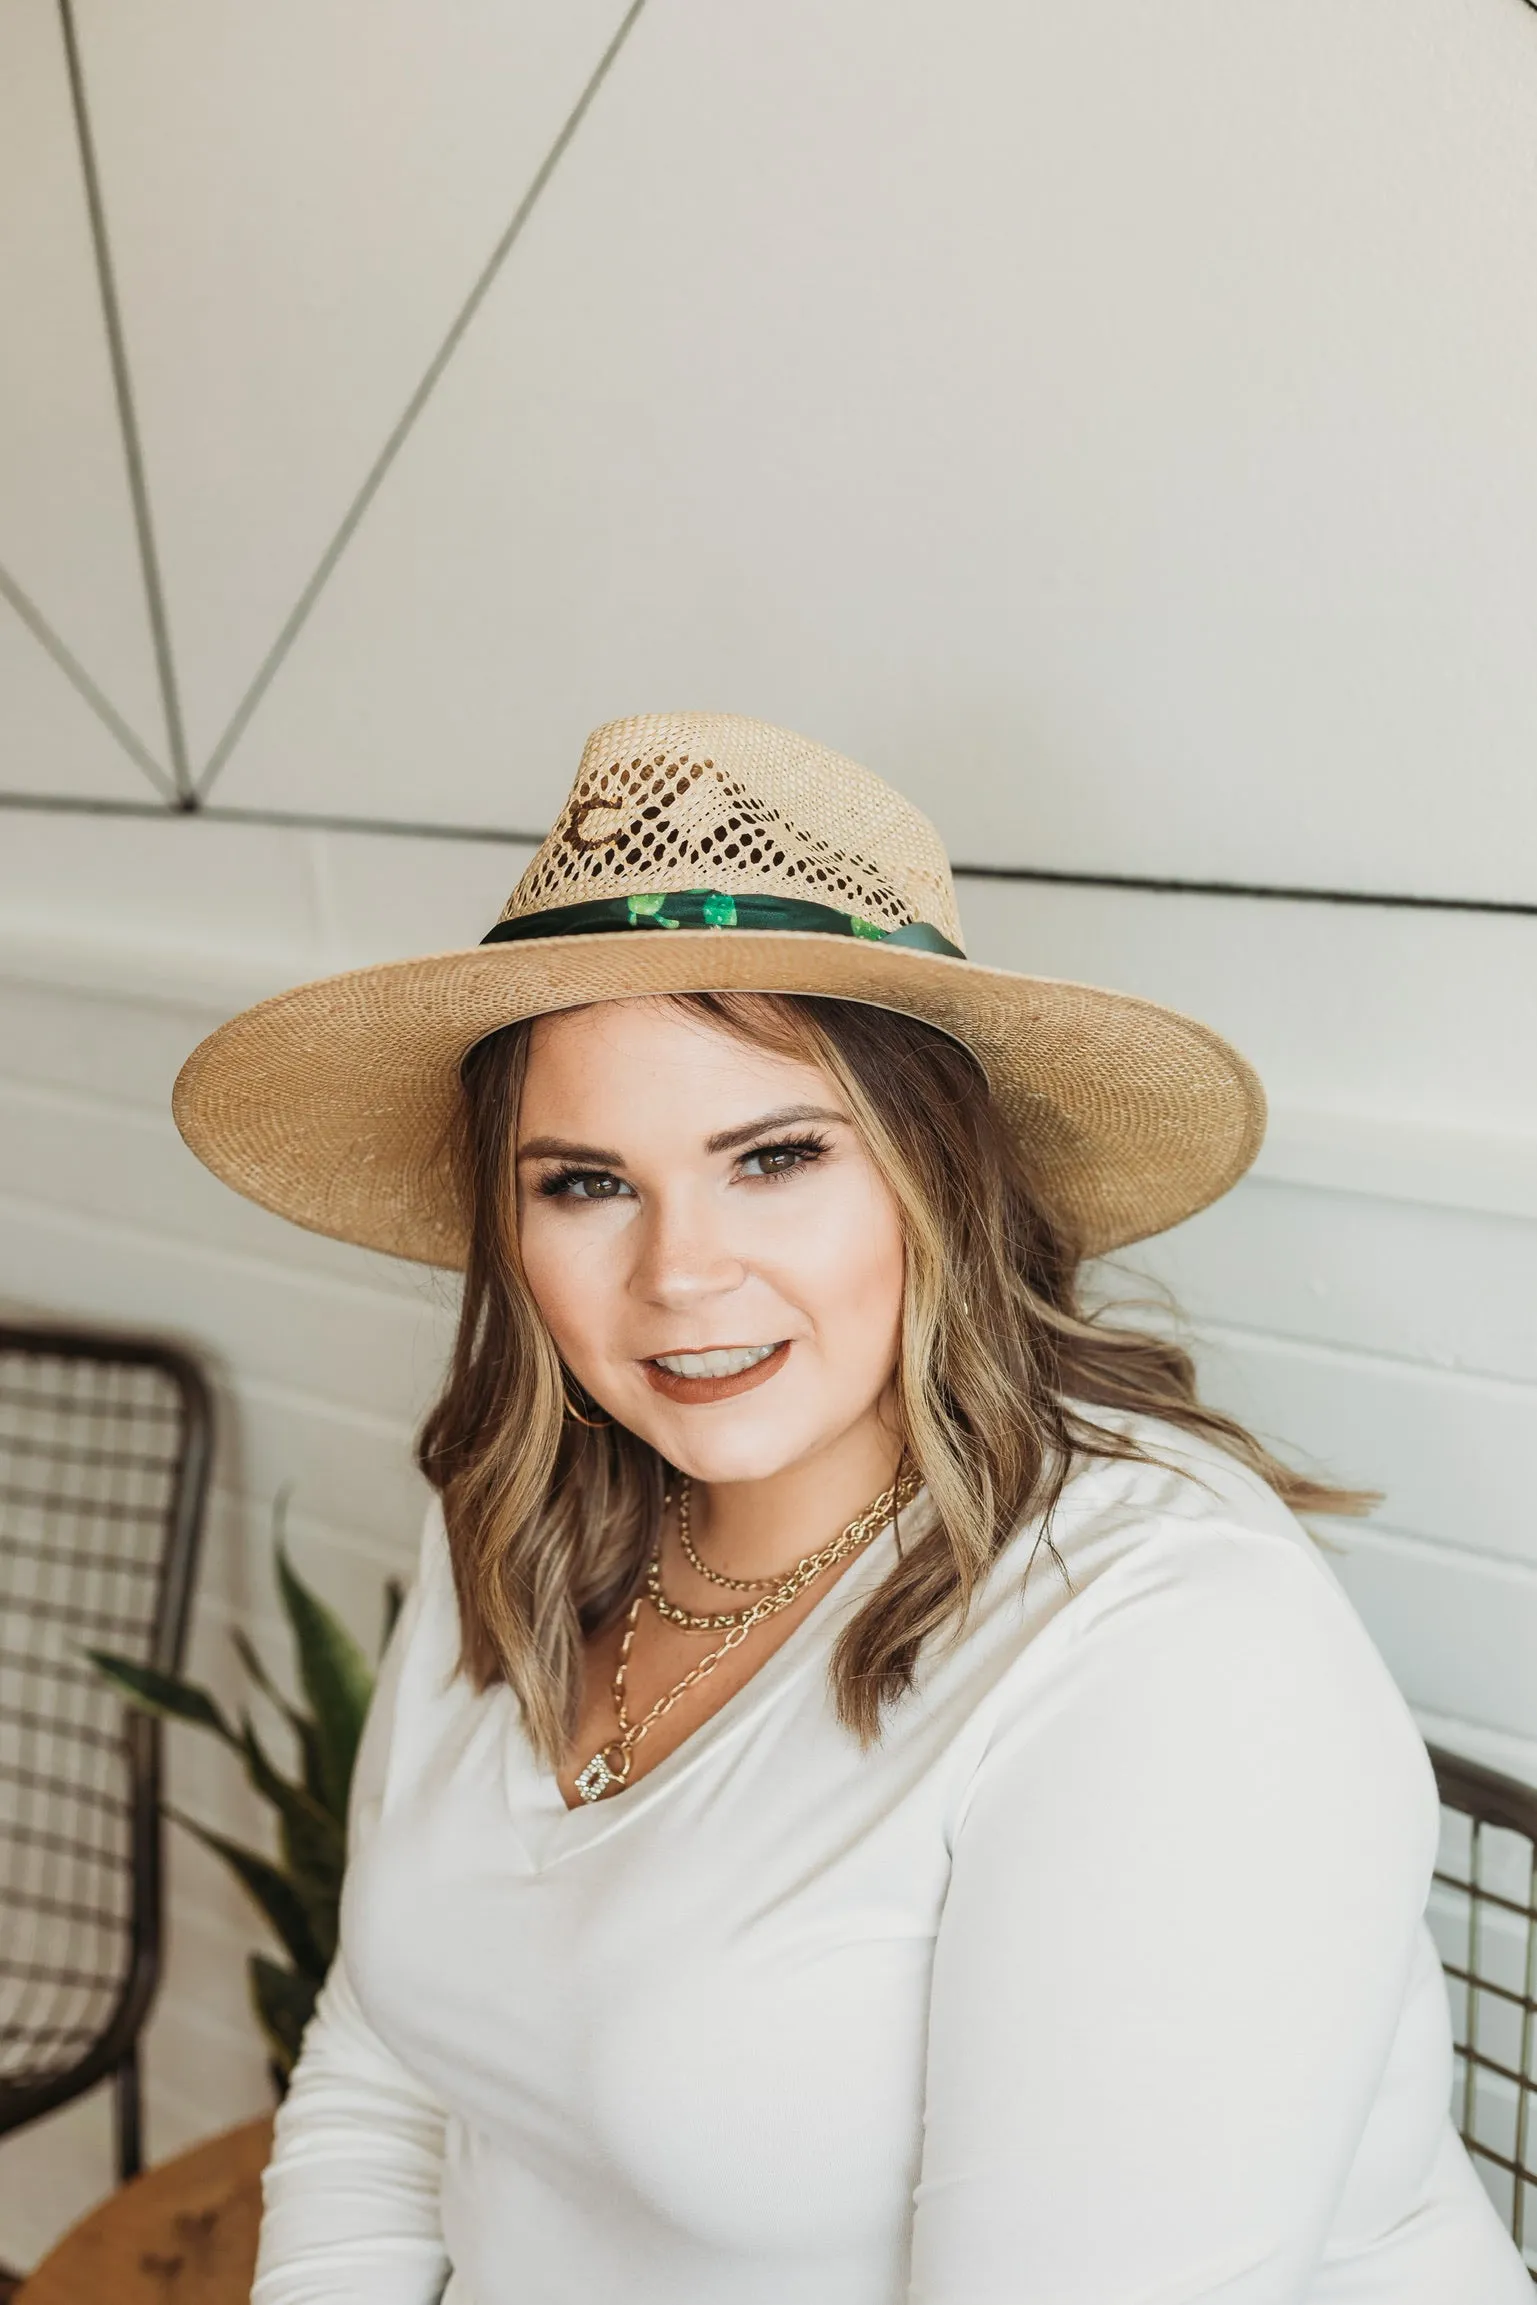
top-left (500, 1514), bottom-right (904, 1864)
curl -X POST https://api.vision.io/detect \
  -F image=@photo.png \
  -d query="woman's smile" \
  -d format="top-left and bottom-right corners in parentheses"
top-left (642, 1339), bottom-right (792, 1404)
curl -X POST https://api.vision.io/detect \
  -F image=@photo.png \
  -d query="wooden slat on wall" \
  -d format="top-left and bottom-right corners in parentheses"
top-left (1137, 1178), bottom-right (1537, 1384)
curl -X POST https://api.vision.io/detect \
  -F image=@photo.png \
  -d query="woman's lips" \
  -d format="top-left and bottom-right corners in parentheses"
top-left (641, 1340), bottom-right (792, 1404)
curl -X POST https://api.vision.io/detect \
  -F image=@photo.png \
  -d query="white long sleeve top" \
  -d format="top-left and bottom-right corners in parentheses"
top-left (252, 1414), bottom-right (1527, 2303)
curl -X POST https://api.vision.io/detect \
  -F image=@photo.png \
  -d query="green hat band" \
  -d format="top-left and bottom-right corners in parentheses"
top-left (479, 887), bottom-right (964, 958)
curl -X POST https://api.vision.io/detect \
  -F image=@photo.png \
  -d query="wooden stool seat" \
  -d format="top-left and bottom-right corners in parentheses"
top-left (16, 2117), bottom-right (273, 2304)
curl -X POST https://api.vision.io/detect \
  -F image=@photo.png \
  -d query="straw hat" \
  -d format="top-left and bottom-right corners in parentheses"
top-left (173, 712), bottom-right (1265, 1263)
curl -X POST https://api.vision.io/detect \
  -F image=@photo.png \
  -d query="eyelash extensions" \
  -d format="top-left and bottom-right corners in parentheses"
top-left (536, 1133), bottom-right (832, 1200)
top-left (739, 1130), bottom-right (831, 1178)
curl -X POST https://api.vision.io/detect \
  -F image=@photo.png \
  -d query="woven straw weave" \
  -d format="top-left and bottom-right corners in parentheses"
top-left (506, 714), bottom-right (962, 945)
top-left (172, 713), bottom-right (1266, 1265)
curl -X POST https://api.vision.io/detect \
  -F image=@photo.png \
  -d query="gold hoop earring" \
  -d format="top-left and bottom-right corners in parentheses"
top-left (561, 1373), bottom-right (613, 1429)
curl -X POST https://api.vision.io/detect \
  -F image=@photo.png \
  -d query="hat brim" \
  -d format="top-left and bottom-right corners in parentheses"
top-left (171, 929), bottom-right (1266, 1265)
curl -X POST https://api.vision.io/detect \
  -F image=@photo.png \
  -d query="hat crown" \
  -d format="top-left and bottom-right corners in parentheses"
top-left (502, 712), bottom-right (965, 951)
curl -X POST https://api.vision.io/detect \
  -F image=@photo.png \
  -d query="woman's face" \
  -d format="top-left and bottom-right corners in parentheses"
top-left (515, 999), bottom-right (906, 1486)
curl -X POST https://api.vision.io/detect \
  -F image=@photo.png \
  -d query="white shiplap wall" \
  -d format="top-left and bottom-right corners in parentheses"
top-left (2, 0), bottom-right (1535, 2270)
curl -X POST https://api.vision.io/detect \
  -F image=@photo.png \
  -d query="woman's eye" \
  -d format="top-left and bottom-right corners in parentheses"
top-left (739, 1140), bottom-right (823, 1180)
top-left (541, 1169), bottom-right (631, 1200)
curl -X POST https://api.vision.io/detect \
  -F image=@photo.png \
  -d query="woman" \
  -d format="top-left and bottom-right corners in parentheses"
top-left (175, 713), bottom-right (1525, 2301)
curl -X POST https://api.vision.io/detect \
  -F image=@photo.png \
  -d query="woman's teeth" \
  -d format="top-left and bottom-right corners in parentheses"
top-left (652, 1344), bottom-right (781, 1380)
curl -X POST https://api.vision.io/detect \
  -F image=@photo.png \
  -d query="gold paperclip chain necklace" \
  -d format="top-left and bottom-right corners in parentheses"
top-left (571, 1465), bottom-right (920, 1804)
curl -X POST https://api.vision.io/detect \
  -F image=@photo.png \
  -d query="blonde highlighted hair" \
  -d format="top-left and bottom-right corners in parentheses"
top-left (418, 992), bottom-right (1368, 1767)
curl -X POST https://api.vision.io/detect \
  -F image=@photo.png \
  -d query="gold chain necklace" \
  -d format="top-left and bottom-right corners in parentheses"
top-left (675, 1475), bottom-right (778, 1591)
top-left (572, 1466), bottom-right (920, 1804)
top-left (650, 1474), bottom-right (874, 1631)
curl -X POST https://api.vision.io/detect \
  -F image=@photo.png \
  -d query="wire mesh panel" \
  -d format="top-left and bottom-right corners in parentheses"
top-left (0, 1328), bottom-right (209, 2150)
top-left (1427, 1746), bottom-right (1537, 2277)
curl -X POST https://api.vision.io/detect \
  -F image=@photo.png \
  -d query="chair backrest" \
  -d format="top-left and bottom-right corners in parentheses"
top-left (1426, 1742), bottom-right (1537, 2273)
top-left (0, 1324), bottom-right (211, 2134)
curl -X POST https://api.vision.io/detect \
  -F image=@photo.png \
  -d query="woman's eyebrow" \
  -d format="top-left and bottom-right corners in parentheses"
top-left (704, 1104), bottom-right (850, 1155)
top-left (516, 1105), bottom-right (849, 1167)
top-left (516, 1136), bottom-right (625, 1166)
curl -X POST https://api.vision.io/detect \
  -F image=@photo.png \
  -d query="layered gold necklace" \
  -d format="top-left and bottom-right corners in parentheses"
top-left (572, 1465), bottom-right (921, 1805)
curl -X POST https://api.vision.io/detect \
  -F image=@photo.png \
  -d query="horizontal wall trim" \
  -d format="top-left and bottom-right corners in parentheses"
top-left (1412, 1706), bottom-right (1537, 1790)
top-left (1, 788), bottom-right (1533, 918)
top-left (0, 1193), bottom-right (439, 1428)
top-left (1340, 1517), bottom-right (1537, 1592)
top-left (198, 1482), bottom-right (422, 1595)
top-left (233, 1366), bottom-right (419, 1449)
top-left (954, 864), bottom-right (1537, 917)
top-left (1199, 1314), bottom-right (1537, 1399)
top-left (0, 1177), bottom-right (429, 1322)
top-left (1251, 1108), bottom-right (1537, 1227)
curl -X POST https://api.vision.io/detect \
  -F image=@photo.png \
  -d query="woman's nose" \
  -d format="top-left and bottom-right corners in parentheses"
top-left (629, 1187), bottom-right (748, 1309)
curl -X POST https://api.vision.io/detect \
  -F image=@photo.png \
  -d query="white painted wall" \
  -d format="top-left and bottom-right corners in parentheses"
top-left (1, 0), bottom-right (1533, 2271)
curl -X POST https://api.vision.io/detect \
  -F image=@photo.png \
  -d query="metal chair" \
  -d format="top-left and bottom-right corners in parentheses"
top-left (1426, 1742), bottom-right (1537, 2275)
top-left (0, 1324), bottom-right (212, 2191)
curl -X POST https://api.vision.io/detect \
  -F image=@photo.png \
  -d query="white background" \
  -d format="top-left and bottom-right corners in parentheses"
top-left (1, 0), bottom-right (1534, 2266)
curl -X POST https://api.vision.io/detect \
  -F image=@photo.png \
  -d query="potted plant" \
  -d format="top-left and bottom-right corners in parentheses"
top-left (89, 1495), bottom-right (403, 2093)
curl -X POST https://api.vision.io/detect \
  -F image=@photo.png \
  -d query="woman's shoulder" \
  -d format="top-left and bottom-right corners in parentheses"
top-left (950, 1408), bottom-right (1436, 1854)
top-left (347, 1494), bottom-right (472, 1821)
top-left (1054, 1400), bottom-right (1316, 1545)
top-left (912, 1402), bottom-right (1358, 1694)
top-left (384, 1491), bottom-right (460, 1659)
top-left (994, 1402), bottom-right (1340, 1623)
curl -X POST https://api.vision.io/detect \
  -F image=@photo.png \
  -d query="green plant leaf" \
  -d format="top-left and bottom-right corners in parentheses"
top-left (86, 1651), bottom-right (238, 1746)
top-left (274, 1531), bottom-right (375, 1821)
top-left (230, 1627), bottom-right (327, 1804)
top-left (237, 1716), bottom-right (343, 1965)
top-left (237, 1715), bottom-right (343, 1874)
top-left (168, 1806), bottom-right (328, 1981)
top-left (249, 1953), bottom-right (318, 2087)
top-left (229, 1624), bottom-right (307, 1735)
top-left (380, 1577), bottom-right (406, 1657)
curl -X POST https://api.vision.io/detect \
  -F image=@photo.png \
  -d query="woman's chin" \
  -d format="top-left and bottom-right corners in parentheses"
top-left (618, 1389), bottom-right (839, 1489)
top-left (646, 1428), bottom-right (822, 1488)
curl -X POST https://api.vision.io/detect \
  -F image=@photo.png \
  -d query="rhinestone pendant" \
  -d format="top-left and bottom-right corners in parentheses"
top-left (574, 1746), bottom-right (626, 1803)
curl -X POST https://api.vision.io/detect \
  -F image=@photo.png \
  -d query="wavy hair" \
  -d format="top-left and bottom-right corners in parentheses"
top-left (417, 992), bottom-right (1369, 1767)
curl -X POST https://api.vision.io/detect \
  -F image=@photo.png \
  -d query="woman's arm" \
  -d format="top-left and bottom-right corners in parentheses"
top-left (908, 1528), bottom-right (1440, 2304)
top-left (251, 1508), bottom-right (453, 2305)
top-left (250, 1949), bottom-right (449, 2305)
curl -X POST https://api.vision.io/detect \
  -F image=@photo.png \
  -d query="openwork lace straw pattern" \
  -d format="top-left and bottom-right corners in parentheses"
top-left (172, 712), bottom-right (1265, 1264)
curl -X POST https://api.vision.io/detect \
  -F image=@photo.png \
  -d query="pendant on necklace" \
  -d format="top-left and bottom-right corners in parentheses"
top-left (574, 1743), bottom-right (629, 1803)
